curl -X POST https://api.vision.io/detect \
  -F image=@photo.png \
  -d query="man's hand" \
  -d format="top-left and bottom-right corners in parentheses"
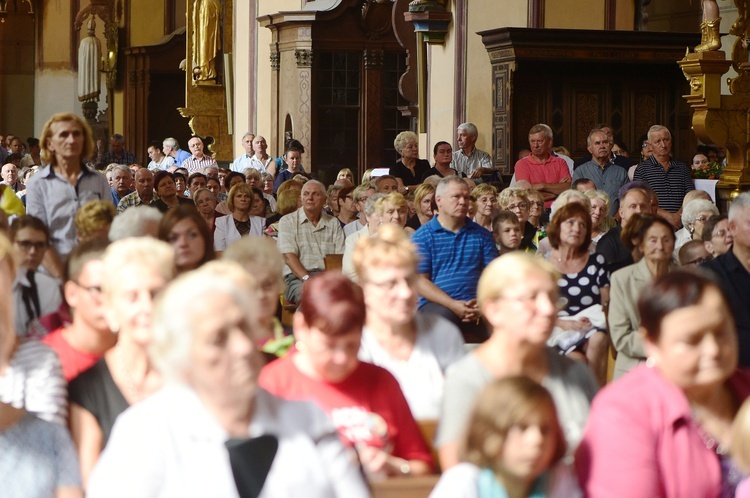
top-left (449, 298), bottom-right (480, 322)
top-left (470, 168), bottom-right (492, 179)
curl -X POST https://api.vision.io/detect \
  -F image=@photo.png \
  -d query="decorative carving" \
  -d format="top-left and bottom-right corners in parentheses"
top-left (270, 51), bottom-right (280, 70)
top-left (361, 0), bottom-right (393, 40)
top-left (298, 68), bottom-right (311, 145)
top-left (392, 0), bottom-right (418, 105)
top-left (363, 49), bottom-right (384, 68)
top-left (294, 49), bottom-right (313, 68)
top-left (408, 0), bottom-right (448, 11)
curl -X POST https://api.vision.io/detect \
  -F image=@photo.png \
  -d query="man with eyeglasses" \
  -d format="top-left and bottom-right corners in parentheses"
top-left (633, 125), bottom-right (693, 229)
top-left (42, 239), bottom-right (115, 381)
top-left (9, 216), bottom-right (63, 338)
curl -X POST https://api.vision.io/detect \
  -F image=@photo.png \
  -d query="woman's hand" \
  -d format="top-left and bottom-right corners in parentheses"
top-left (557, 317), bottom-right (592, 331)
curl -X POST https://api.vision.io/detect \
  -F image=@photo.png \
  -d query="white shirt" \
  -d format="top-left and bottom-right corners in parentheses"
top-left (87, 385), bottom-right (370, 498)
top-left (213, 214), bottom-right (265, 252)
top-left (359, 313), bottom-right (465, 420)
top-left (147, 156), bottom-right (175, 171)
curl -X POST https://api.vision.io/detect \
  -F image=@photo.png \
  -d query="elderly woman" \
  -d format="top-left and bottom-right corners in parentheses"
top-left (471, 183), bottom-right (498, 232)
top-left (498, 187), bottom-right (537, 251)
top-left (545, 202), bottom-right (610, 386)
top-left (374, 192), bottom-right (411, 234)
top-left (86, 269), bottom-right (370, 497)
top-left (260, 272), bottom-right (434, 479)
top-left (406, 183), bottom-right (435, 230)
top-left (702, 214), bottom-right (733, 257)
top-left (675, 198), bottom-right (719, 254)
top-left (68, 237), bottom-right (175, 485)
top-left (608, 215), bottom-right (676, 379)
top-left (577, 271), bottom-right (750, 497)
top-left (527, 189), bottom-right (545, 229)
top-left (436, 252), bottom-right (598, 470)
top-left (193, 187), bottom-right (220, 232)
top-left (584, 189), bottom-right (615, 244)
top-left (214, 183), bottom-right (264, 254)
top-left (158, 205), bottom-right (215, 274)
top-left (353, 224), bottom-right (465, 421)
top-left (223, 237), bottom-right (294, 357)
top-left (538, 190), bottom-right (592, 257)
top-left (390, 131), bottom-right (431, 191)
top-left (152, 171), bottom-right (194, 212)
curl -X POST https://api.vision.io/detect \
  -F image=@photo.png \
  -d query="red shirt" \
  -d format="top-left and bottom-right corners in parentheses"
top-left (514, 155), bottom-right (571, 207)
top-left (41, 327), bottom-right (103, 382)
top-left (259, 353), bottom-right (433, 466)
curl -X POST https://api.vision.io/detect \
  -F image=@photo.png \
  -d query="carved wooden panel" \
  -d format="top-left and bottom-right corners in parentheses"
top-left (492, 62), bottom-right (514, 173)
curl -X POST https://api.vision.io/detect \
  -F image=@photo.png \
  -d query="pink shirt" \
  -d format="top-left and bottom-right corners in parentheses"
top-left (576, 365), bottom-right (750, 498)
top-left (514, 155), bottom-right (571, 208)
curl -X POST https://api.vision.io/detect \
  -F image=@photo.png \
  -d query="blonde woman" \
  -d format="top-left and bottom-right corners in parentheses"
top-left (471, 183), bottom-right (498, 232)
top-left (213, 183), bottom-right (264, 253)
top-left (406, 183), bottom-right (435, 230)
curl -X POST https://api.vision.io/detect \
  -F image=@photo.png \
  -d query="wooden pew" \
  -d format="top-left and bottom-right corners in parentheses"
top-left (370, 475), bottom-right (440, 498)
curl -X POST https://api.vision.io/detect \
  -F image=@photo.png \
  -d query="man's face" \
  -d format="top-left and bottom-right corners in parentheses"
top-left (207, 178), bottom-right (221, 197)
top-left (434, 143), bottom-right (453, 165)
top-left (377, 178), bottom-right (398, 194)
top-left (619, 190), bottom-right (650, 226)
top-left (456, 129), bottom-right (476, 151)
top-left (528, 132), bottom-right (551, 158)
top-left (188, 137), bottom-right (204, 158)
top-left (112, 169), bottom-right (132, 196)
top-left (9, 139), bottom-right (22, 154)
top-left (66, 259), bottom-right (108, 332)
top-left (47, 120), bottom-right (84, 161)
top-left (189, 177), bottom-right (207, 195)
top-left (204, 167), bottom-right (218, 179)
top-left (253, 136), bottom-right (267, 155)
top-left (135, 169), bottom-right (154, 199)
top-left (2, 163), bottom-right (17, 184)
top-left (162, 143), bottom-right (173, 156)
top-left (111, 139), bottom-right (124, 155)
top-left (301, 183), bottom-right (326, 215)
top-left (5, 135), bottom-right (14, 149)
top-left (242, 134), bottom-right (255, 155)
top-left (13, 227), bottom-right (48, 270)
top-left (217, 169), bottom-right (228, 187)
top-left (436, 181), bottom-right (471, 220)
top-left (147, 147), bottom-right (160, 161)
top-left (648, 129), bottom-right (672, 161)
top-left (588, 131), bottom-right (612, 161)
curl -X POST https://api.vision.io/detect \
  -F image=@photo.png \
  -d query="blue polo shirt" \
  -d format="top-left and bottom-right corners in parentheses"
top-left (412, 216), bottom-right (498, 308)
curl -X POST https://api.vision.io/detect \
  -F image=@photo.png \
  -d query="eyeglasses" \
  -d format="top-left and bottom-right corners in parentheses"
top-left (694, 216), bottom-right (710, 223)
top-left (507, 202), bottom-right (528, 210)
top-left (683, 256), bottom-right (712, 267)
top-left (74, 281), bottom-right (103, 297)
top-left (529, 201), bottom-right (544, 208)
top-left (14, 240), bottom-right (48, 252)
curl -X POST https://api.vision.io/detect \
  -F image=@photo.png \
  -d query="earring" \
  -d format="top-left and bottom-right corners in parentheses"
top-left (646, 357), bottom-right (656, 368)
top-left (295, 340), bottom-right (305, 352)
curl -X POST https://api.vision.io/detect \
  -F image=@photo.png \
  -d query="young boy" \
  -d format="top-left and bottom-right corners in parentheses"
top-left (492, 211), bottom-right (523, 255)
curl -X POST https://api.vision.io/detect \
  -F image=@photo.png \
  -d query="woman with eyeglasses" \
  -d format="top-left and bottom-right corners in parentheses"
top-left (702, 214), bottom-right (733, 257)
top-left (498, 188), bottom-right (537, 252)
top-left (435, 252), bottom-right (598, 470)
top-left (471, 184), bottom-right (498, 233)
top-left (674, 198), bottom-right (719, 255)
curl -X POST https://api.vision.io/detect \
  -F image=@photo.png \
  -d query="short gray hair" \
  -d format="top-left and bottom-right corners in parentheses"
top-left (222, 236), bottom-right (284, 284)
top-left (647, 125), bottom-right (671, 142)
top-left (681, 199), bottom-right (718, 227)
top-left (364, 193), bottom-right (386, 216)
top-left (163, 137), bottom-right (178, 149)
top-left (435, 175), bottom-right (467, 197)
top-left (550, 189), bottom-right (591, 215)
top-left (109, 206), bottom-right (163, 241)
top-left (394, 131), bottom-right (418, 153)
top-left (457, 122), bottom-right (478, 138)
top-left (529, 124), bottom-right (553, 140)
top-left (112, 164), bottom-right (132, 177)
top-left (303, 179), bottom-right (325, 194)
top-left (101, 237), bottom-right (175, 296)
top-left (729, 192), bottom-right (750, 221)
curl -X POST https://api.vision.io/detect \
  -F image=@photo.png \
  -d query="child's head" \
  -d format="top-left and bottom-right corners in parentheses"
top-left (492, 211), bottom-right (522, 253)
top-left (284, 147), bottom-right (302, 173)
top-left (461, 376), bottom-right (565, 483)
top-left (731, 397), bottom-right (750, 473)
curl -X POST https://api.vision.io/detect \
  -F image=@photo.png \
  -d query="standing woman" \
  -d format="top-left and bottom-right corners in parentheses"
top-left (159, 206), bottom-right (215, 274)
top-left (214, 183), bottom-right (264, 254)
top-left (390, 131), bottom-right (431, 191)
top-left (608, 215), bottom-right (676, 379)
top-left (406, 183), bottom-right (435, 230)
top-left (68, 238), bottom-right (175, 486)
top-left (471, 184), bottom-right (498, 232)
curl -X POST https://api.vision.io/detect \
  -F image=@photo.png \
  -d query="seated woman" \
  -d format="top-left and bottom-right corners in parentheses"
top-left (259, 272), bottom-right (434, 479)
top-left (159, 205), bottom-right (214, 274)
top-left (702, 214), bottom-right (733, 258)
top-left (471, 184), bottom-right (498, 233)
top-left (373, 192), bottom-right (412, 235)
top-left (151, 171), bottom-right (194, 212)
top-left (192, 187), bottom-right (221, 233)
top-left (537, 190), bottom-right (593, 257)
top-left (497, 188), bottom-right (537, 252)
top-left (87, 269), bottom-right (370, 497)
top-left (353, 224), bottom-right (465, 420)
top-left (577, 271), bottom-right (750, 497)
top-left (436, 252), bottom-right (597, 470)
top-left (430, 377), bottom-right (579, 498)
top-left (608, 215), bottom-right (676, 379)
top-left (214, 183), bottom-right (265, 254)
top-left (68, 238), bottom-right (175, 485)
top-left (390, 131), bottom-right (431, 191)
top-left (675, 198), bottom-right (718, 256)
top-left (584, 189), bottom-right (616, 245)
top-left (406, 183), bottom-right (435, 230)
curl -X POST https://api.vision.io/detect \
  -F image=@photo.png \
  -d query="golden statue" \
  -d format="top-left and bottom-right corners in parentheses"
top-left (192, 0), bottom-right (221, 81)
top-left (695, 0), bottom-right (721, 52)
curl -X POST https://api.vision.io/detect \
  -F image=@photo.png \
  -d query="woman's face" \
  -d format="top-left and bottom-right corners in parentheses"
top-left (362, 264), bottom-right (418, 326)
top-left (400, 140), bottom-right (419, 160)
top-left (639, 223), bottom-right (675, 264)
top-left (168, 218), bottom-right (206, 271)
top-left (381, 202), bottom-right (407, 227)
top-left (590, 198), bottom-right (606, 228)
top-left (195, 191), bottom-right (217, 215)
top-left (253, 268), bottom-right (280, 322)
top-left (296, 321), bottom-right (361, 383)
top-left (645, 287), bottom-right (737, 391)
top-left (106, 171), bottom-right (113, 187)
top-left (156, 176), bottom-right (177, 199)
top-left (228, 175), bottom-right (245, 190)
top-left (262, 177), bottom-right (274, 195)
top-left (187, 292), bottom-right (262, 401)
top-left (500, 407), bottom-right (558, 483)
top-left (337, 171), bottom-right (353, 183)
top-left (250, 193), bottom-right (266, 217)
top-left (475, 194), bottom-right (497, 217)
top-left (338, 191), bottom-right (356, 215)
top-left (105, 265), bottom-right (168, 346)
top-left (174, 176), bottom-right (186, 195)
top-left (528, 196), bottom-right (544, 219)
top-left (558, 215), bottom-right (587, 249)
top-left (691, 211), bottom-right (714, 240)
top-left (285, 151), bottom-right (301, 173)
top-left (506, 196), bottom-right (529, 225)
top-left (419, 192), bottom-right (434, 217)
top-left (233, 190), bottom-right (253, 213)
top-left (707, 219), bottom-right (733, 255)
top-left (692, 154), bottom-right (709, 170)
top-left (246, 176), bottom-right (260, 189)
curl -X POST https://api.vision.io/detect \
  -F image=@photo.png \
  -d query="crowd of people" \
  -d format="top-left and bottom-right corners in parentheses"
top-left (2, 111), bottom-right (750, 497)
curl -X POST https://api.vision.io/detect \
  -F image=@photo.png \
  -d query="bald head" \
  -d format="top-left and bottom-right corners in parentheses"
top-left (1, 163), bottom-right (18, 185)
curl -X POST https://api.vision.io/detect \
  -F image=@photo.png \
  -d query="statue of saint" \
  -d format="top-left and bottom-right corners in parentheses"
top-left (193, 0), bottom-right (222, 81)
top-left (696, 0), bottom-right (721, 52)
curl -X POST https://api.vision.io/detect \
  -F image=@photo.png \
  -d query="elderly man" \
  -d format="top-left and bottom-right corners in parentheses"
top-left (230, 132), bottom-right (255, 172)
top-left (702, 192), bottom-right (750, 367)
top-left (573, 124), bottom-right (631, 170)
top-left (162, 137), bottom-right (191, 166)
top-left (98, 134), bottom-right (136, 168)
top-left (1, 162), bottom-right (24, 194)
top-left (109, 164), bottom-right (133, 205)
top-left (183, 136), bottom-right (218, 174)
top-left (277, 180), bottom-right (344, 303)
top-left (633, 125), bottom-right (693, 228)
top-left (597, 185), bottom-right (651, 273)
top-left (117, 168), bottom-right (155, 213)
top-left (451, 122), bottom-right (494, 181)
top-left (375, 175), bottom-right (399, 194)
top-left (572, 128), bottom-right (629, 216)
top-left (41, 239), bottom-right (115, 381)
top-left (514, 124), bottom-right (571, 208)
top-left (245, 135), bottom-right (277, 177)
top-left (412, 176), bottom-right (498, 341)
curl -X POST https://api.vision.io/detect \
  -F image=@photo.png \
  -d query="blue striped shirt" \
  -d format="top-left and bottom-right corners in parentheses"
top-left (412, 217), bottom-right (498, 307)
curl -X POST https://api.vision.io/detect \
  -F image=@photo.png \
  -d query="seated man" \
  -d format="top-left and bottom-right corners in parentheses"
top-left (42, 239), bottom-right (116, 381)
top-left (9, 216), bottom-right (63, 338)
top-left (277, 180), bottom-right (344, 303)
top-left (514, 124), bottom-right (571, 208)
top-left (413, 176), bottom-right (498, 341)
